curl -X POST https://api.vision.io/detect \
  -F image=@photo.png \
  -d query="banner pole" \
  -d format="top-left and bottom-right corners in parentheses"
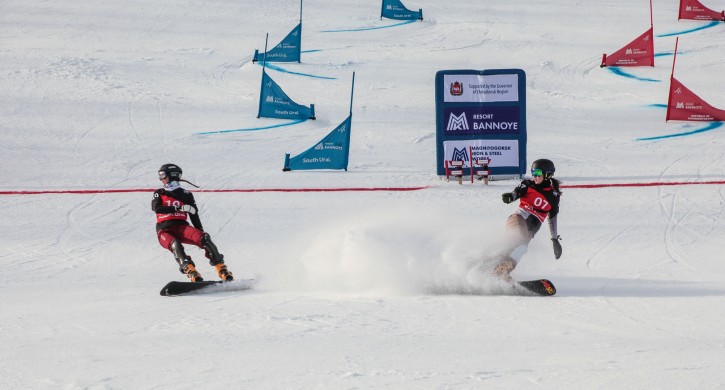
top-left (666, 38), bottom-right (679, 122)
top-left (649, 0), bottom-right (655, 67)
top-left (257, 34), bottom-right (270, 118)
top-left (345, 71), bottom-right (355, 172)
top-left (298, 0), bottom-right (303, 63)
top-left (671, 37), bottom-right (678, 78)
top-left (262, 33), bottom-right (269, 71)
top-left (349, 72), bottom-right (356, 114)
top-left (300, 0), bottom-right (303, 22)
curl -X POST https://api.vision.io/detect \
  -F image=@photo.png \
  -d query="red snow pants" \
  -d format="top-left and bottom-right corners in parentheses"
top-left (157, 224), bottom-right (210, 261)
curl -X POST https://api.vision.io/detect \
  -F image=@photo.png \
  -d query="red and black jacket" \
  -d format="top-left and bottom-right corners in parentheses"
top-left (151, 187), bottom-right (203, 232)
top-left (512, 179), bottom-right (561, 223)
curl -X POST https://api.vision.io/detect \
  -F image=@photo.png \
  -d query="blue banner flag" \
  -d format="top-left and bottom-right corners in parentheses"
top-left (258, 70), bottom-right (315, 120)
top-left (253, 23), bottom-right (302, 63)
top-left (283, 115), bottom-right (352, 171)
top-left (381, 0), bottom-right (423, 21)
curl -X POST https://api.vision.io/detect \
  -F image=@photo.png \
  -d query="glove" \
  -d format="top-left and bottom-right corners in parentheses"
top-left (502, 193), bottom-right (514, 204)
top-left (178, 204), bottom-right (197, 215)
top-left (552, 236), bottom-right (562, 259)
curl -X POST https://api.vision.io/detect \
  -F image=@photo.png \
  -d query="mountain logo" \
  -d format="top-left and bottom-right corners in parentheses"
top-left (676, 102), bottom-right (684, 109)
top-left (447, 112), bottom-right (469, 131)
top-left (451, 147), bottom-right (469, 162)
top-left (266, 95), bottom-right (274, 102)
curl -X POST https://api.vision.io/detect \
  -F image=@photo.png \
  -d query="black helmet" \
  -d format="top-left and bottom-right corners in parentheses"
top-left (158, 163), bottom-right (183, 182)
top-left (531, 159), bottom-right (555, 179)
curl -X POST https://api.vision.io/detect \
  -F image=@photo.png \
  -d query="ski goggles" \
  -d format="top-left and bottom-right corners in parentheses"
top-left (531, 168), bottom-right (543, 177)
top-left (159, 171), bottom-right (180, 180)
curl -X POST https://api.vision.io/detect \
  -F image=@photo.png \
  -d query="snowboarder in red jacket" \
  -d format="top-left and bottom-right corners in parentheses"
top-left (151, 164), bottom-right (233, 282)
top-left (496, 158), bottom-right (562, 278)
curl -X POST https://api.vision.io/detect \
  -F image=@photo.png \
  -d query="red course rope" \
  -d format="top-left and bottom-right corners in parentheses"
top-left (0, 187), bottom-right (431, 195)
top-left (2, 181), bottom-right (724, 195)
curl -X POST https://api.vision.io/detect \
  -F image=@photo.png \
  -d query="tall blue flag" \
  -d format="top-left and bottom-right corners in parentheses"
top-left (381, 0), bottom-right (423, 21)
top-left (258, 70), bottom-right (315, 120)
top-left (253, 23), bottom-right (302, 63)
top-left (283, 115), bottom-right (352, 171)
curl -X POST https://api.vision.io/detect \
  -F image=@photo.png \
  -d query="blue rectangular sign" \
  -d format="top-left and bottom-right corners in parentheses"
top-left (435, 69), bottom-right (527, 177)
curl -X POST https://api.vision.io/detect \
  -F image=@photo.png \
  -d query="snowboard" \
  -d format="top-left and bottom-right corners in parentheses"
top-left (160, 279), bottom-right (256, 296)
top-left (518, 279), bottom-right (556, 296)
top-left (160, 280), bottom-right (222, 296)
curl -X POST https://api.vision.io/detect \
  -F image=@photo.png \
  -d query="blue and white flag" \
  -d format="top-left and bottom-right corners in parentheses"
top-left (283, 115), bottom-right (352, 171)
top-left (258, 70), bottom-right (315, 120)
top-left (381, 0), bottom-right (423, 21)
top-left (253, 23), bottom-right (302, 63)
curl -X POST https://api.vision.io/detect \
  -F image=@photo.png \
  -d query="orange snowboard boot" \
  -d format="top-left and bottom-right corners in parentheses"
top-left (215, 263), bottom-right (234, 282)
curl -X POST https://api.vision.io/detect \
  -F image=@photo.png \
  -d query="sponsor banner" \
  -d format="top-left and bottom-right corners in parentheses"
top-left (285, 115), bottom-right (352, 170)
top-left (666, 77), bottom-right (725, 122)
top-left (258, 71), bottom-right (314, 120)
top-left (435, 69), bottom-right (526, 177)
top-left (381, 0), bottom-right (422, 20)
top-left (678, 0), bottom-right (725, 21)
top-left (602, 27), bottom-right (654, 67)
top-left (443, 140), bottom-right (520, 168)
top-left (443, 106), bottom-right (520, 136)
top-left (256, 23), bottom-right (302, 63)
top-left (443, 74), bottom-right (519, 103)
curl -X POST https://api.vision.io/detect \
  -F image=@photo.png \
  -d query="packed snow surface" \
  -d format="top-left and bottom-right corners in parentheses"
top-left (2, 0), bottom-right (725, 388)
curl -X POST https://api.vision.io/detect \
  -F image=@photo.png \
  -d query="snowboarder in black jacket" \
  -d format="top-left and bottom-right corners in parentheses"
top-left (151, 164), bottom-right (233, 282)
top-left (495, 159), bottom-right (562, 278)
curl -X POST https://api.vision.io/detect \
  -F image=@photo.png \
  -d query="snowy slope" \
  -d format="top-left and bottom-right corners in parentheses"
top-left (2, 0), bottom-right (725, 388)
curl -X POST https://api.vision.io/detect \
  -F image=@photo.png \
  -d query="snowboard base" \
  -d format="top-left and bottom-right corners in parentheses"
top-left (160, 280), bottom-right (222, 296)
top-left (518, 279), bottom-right (556, 296)
top-left (160, 279), bottom-right (256, 296)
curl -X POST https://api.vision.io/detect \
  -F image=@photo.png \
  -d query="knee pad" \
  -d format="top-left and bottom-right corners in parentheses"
top-left (201, 233), bottom-right (211, 246)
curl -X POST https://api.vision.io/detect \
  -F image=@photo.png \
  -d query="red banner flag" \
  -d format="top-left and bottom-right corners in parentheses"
top-left (666, 77), bottom-right (725, 121)
top-left (601, 27), bottom-right (654, 67)
top-left (678, 0), bottom-right (725, 21)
